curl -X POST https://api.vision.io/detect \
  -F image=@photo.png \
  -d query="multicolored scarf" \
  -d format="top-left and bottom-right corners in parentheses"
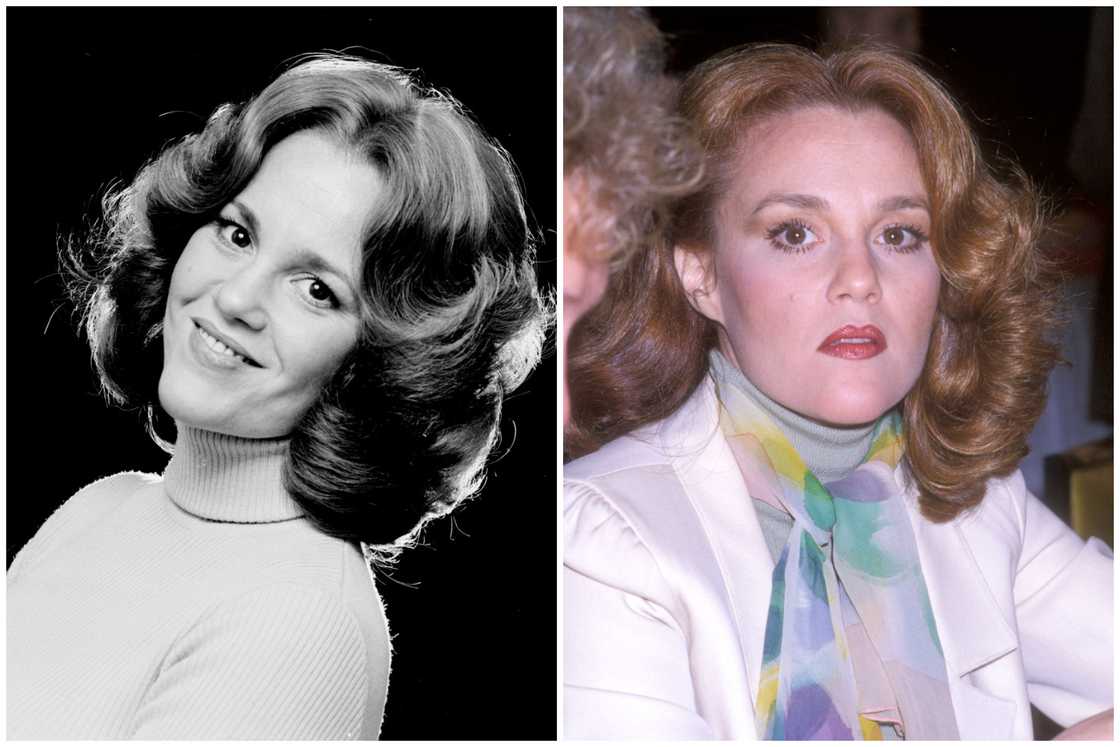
top-left (713, 358), bottom-right (959, 740)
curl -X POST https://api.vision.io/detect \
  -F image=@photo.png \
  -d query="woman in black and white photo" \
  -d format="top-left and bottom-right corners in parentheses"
top-left (7, 8), bottom-right (555, 740)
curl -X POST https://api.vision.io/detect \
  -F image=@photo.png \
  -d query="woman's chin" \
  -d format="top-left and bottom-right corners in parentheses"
top-left (158, 374), bottom-right (294, 439)
top-left (159, 397), bottom-right (289, 440)
top-left (798, 395), bottom-right (899, 429)
top-left (797, 377), bottom-right (912, 427)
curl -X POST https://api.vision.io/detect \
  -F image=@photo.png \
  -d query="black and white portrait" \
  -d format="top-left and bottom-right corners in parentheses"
top-left (8, 7), bottom-right (556, 740)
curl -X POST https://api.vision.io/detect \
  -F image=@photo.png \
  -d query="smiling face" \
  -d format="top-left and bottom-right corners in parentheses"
top-left (158, 130), bottom-right (379, 438)
top-left (679, 105), bottom-right (941, 426)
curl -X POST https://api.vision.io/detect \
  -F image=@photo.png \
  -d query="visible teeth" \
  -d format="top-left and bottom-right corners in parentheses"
top-left (198, 327), bottom-right (248, 362)
top-left (837, 337), bottom-right (873, 344)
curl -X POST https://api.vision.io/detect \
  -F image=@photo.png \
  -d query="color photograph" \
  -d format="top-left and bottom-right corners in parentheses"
top-left (563, 6), bottom-right (1112, 740)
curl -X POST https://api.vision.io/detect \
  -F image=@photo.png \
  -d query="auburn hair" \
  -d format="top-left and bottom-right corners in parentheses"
top-left (568, 43), bottom-right (1060, 522)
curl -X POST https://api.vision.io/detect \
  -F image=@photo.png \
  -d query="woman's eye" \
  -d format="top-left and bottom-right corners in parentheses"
top-left (877, 224), bottom-right (929, 252)
top-left (766, 220), bottom-right (820, 253)
top-left (216, 218), bottom-right (253, 249)
top-left (295, 277), bottom-right (340, 309)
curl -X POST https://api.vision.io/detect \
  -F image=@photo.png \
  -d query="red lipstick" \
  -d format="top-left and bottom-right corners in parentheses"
top-left (817, 324), bottom-right (886, 360)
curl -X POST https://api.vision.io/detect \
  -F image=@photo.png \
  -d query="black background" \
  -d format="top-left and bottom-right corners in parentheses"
top-left (7, 8), bottom-right (556, 740)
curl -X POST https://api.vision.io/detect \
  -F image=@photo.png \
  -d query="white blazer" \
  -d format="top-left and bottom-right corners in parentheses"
top-left (564, 380), bottom-right (1113, 740)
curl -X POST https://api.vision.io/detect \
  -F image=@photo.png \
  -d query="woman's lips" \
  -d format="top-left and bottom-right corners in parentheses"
top-left (189, 318), bottom-right (262, 370)
top-left (817, 324), bottom-right (887, 360)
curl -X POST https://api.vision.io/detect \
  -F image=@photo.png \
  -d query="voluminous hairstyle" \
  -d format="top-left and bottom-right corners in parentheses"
top-left (64, 54), bottom-right (549, 555)
top-left (568, 43), bottom-right (1060, 523)
top-left (563, 7), bottom-right (702, 269)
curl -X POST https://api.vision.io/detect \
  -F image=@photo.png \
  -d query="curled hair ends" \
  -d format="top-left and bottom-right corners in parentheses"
top-left (571, 42), bottom-right (1061, 523)
top-left (63, 52), bottom-right (550, 553)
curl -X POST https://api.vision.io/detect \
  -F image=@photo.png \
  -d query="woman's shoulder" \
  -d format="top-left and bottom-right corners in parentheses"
top-left (564, 471), bottom-right (689, 624)
top-left (940, 468), bottom-right (1060, 551)
top-left (971, 468), bottom-right (1112, 586)
top-left (64, 470), bottom-right (164, 521)
top-left (566, 375), bottom-right (722, 484)
top-left (899, 463), bottom-right (1105, 581)
top-left (150, 542), bottom-right (390, 737)
top-left (955, 469), bottom-right (1032, 545)
top-left (140, 575), bottom-right (389, 739)
top-left (565, 377), bottom-right (746, 586)
top-left (897, 463), bottom-right (1028, 532)
top-left (70, 470), bottom-right (162, 509)
top-left (9, 471), bottom-right (160, 579)
top-left (204, 523), bottom-right (390, 648)
top-left (565, 432), bottom-right (703, 561)
top-left (69, 470), bottom-right (162, 523)
top-left (565, 423), bottom-right (687, 586)
top-left (190, 572), bottom-right (388, 664)
top-left (565, 448), bottom-right (736, 610)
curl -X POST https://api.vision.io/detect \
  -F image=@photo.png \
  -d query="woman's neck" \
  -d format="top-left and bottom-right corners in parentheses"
top-left (162, 425), bottom-right (303, 524)
top-left (712, 351), bottom-right (880, 484)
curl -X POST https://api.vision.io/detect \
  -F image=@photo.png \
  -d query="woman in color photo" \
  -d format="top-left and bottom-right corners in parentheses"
top-left (564, 40), bottom-right (1112, 740)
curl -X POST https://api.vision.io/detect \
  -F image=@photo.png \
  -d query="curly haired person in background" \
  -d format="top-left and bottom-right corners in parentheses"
top-left (9, 54), bottom-right (548, 739)
top-left (565, 41), bottom-right (1112, 739)
top-left (562, 6), bottom-right (702, 425)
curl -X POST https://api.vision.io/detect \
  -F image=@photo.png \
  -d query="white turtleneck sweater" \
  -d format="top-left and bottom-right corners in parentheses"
top-left (7, 427), bottom-right (391, 739)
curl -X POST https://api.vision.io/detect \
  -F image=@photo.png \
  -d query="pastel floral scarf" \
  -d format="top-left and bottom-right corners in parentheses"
top-left (713, 358), bottom-right (959, 740)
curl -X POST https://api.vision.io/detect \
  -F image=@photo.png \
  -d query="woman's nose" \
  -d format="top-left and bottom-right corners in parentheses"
top-left (827, 241), bottom-right (882, 304)
top-left (213, 263), bottom-right (269, 330)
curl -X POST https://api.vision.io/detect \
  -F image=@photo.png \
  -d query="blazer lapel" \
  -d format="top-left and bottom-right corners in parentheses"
top-left (665, 382), bottom-right (775, 709)
top-left (897, 464), bottom-right (1019, 739)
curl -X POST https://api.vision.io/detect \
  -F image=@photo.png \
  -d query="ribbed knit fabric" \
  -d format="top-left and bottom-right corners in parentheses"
top-left (7, 426), bottom-right (391, 739)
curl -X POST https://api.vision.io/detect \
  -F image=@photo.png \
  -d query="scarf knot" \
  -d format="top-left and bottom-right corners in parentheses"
top-left (710, 352), bottom-right (958, 740)
top-left (805, 473), bottom-right (837, 535)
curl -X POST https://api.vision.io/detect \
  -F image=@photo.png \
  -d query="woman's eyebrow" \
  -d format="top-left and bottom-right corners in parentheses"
top-left (749, 193), bottom-right (930, 215)
top-left (227, 199), bottom-right (260, 236)
top-left (878, 195), bottom-right (929, 212)
top-left (751, 193), bottom-right (828, 215)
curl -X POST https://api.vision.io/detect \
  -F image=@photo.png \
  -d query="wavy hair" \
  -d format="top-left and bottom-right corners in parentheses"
top-left (64, 54), bottom-right (550, 556)
top-left (568, 43), bottom-right (1060, 522)
top-left (563, 7), bottom-right (702, 270)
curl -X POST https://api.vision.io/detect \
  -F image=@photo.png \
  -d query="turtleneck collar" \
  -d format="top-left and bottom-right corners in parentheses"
top-left (163, 425), bottom-right (304, 524)
top-left (710, 351), bottom-right (880, 484)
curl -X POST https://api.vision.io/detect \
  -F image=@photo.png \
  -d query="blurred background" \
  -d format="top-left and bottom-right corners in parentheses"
top-left (6, 7), bottom-right (556, 740)
top-left (649, 7), bottom-right (1112, 737)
